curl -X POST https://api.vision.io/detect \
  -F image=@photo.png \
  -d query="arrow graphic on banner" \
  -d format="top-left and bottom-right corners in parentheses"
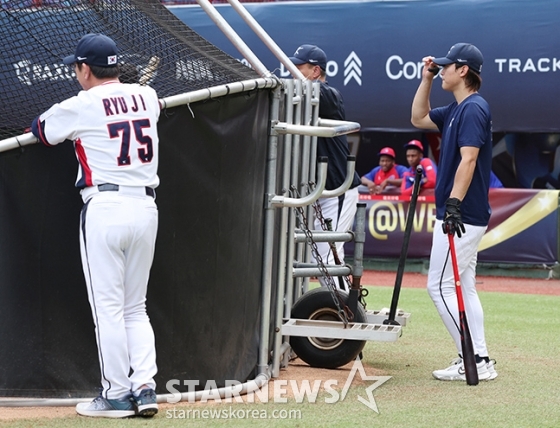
top-left (344, 51), bottom-right (362, 86)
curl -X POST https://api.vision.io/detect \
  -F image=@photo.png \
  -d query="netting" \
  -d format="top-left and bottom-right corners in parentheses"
top-left (0, 0), bottom-right (260, 141)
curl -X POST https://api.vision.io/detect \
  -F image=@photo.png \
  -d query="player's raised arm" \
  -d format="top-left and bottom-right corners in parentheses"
top-left (411, 56), bottom-right (439, 130)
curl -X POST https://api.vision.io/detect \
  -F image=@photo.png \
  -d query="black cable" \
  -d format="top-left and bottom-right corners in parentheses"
top-left (439, 246), bottom-right (461, 333)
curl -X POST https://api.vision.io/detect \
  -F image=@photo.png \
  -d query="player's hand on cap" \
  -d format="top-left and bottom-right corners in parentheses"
top-left (443, 197), bottom-right (466, 238)
top-left (422, 56), bottom-right (440, 77)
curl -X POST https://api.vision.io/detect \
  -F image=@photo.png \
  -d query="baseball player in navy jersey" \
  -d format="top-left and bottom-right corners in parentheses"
top-left (289, 45), bottom-right (361, 290)
top-left (31, 34), bottom-right (160, 417)
top-left (361, 147), bottom-right (408, 194)
top-left (411, 43), bottom-right (497, 381)
top-left (400, 140), bottom-right (437, 197)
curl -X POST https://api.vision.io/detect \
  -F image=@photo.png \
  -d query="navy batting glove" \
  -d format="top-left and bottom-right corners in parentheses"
top-left (443, 197), bottom-right (466, 238)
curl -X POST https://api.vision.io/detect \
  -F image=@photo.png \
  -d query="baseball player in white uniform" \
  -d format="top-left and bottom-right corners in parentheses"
top-left (31, 34), bottom-right (160, 418)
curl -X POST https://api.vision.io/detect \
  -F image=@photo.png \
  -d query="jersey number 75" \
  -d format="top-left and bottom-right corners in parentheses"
top-left (108, 119), bottom-right (154, 166)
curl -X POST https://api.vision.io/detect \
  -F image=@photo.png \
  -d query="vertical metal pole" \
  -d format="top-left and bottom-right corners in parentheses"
top-left (297, 79), bottom-right (315, 297)
top-left (271, 80), bottom-right (295, 377)
top-left (347, 203), bottom-right (366, 316)
top-left (352, 204), bottom-right (366, 281)
top-left (308, 81), bottom-right (320, 189)
top-left (257, 85), bottom-right (282, 374)
top-left (302, 81), bottom-right (321, 294)
top-left (299, 79), bottom-right (313, 194)
top-left (288, 79), bottom-right (304, 303)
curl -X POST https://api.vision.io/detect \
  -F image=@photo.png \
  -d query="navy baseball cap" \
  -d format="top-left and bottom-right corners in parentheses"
top-left (63, 33), bottom-right (119, 67)
top-left (432, 43), bottom-right (483, 74)
top-left (289, 44), bottom-right (327, 71)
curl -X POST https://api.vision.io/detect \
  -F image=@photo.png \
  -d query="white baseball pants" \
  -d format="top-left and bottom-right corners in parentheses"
top-left (312, 187), bottom-right (359, 291)
top-left (79, 189), bottom-right (158, 399)
top-left (427, 219), bottom-right (489, 358)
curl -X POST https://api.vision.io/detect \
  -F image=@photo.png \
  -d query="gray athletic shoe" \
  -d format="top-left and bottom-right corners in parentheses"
top-left (76, 395), bottom-right (135, 418)
top-left (134, 388), bottom-right (158, 417)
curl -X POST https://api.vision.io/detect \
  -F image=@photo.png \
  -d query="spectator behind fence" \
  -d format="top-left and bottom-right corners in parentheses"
top-left (361, 147), bottom-right (407, 194)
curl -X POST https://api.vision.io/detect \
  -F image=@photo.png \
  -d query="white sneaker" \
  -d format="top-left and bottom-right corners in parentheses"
top-left (432, 358), bottom-right (491, 381)
top-left (486, 359), bottom-right (498, 380)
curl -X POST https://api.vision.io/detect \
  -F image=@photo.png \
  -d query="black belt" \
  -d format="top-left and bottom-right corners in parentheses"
top-left (98, 183), bottom-right (155, 198)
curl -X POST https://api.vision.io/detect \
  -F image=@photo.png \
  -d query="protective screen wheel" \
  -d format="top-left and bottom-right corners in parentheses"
top-left (289, 287), bottom-right (367, 369)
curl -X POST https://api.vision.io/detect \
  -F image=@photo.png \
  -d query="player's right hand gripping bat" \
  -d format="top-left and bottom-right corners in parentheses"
top-left (447, 232), bottom-right (479, 386)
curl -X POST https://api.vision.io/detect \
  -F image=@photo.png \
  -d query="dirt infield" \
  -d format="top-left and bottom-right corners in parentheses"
top-left (0, 270), bottom-right (558, 421)
top-left (361, 270), bottom-right (560, 296)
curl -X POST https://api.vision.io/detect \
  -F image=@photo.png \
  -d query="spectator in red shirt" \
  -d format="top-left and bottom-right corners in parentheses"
top-left (361, 147), bottom-right (408, 194)
top-left (401, 140), bottom-right (437, 196)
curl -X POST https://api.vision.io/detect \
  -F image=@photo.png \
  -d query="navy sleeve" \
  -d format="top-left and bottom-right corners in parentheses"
top-left (31, 115), bottom-right (53, 146)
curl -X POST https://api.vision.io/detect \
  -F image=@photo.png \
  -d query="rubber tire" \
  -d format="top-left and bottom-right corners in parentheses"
top-left (289, 287), bottom-right (367, 369)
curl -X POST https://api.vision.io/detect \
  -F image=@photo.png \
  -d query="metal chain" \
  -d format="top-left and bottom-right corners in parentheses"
top-left (291, 185), bottom-right (353, 324)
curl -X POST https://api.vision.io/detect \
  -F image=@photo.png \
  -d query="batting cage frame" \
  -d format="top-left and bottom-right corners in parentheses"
top-left (0, 0), bottom-right (410, 406)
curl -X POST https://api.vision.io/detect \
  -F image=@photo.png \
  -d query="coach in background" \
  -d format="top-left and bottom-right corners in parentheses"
top-left (31, 34), bottom-right (160, 417)
top-left (361, 146), bottom-right (407, 194)
top-left (289, 44), bottom-right (361, 291)
top-left (400, 139), bottom-right (437, 196)
top-left (411, 43), bottom-right (497, 382)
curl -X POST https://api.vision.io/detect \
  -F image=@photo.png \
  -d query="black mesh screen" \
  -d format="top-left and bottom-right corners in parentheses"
top-left (0, 0), bottom-right (259, 140)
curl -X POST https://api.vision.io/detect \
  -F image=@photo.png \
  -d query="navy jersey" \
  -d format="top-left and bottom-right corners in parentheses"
top-left (317, 81), bottom-right (361, 190)
top-left (429, 93), bottom-right (492, 226)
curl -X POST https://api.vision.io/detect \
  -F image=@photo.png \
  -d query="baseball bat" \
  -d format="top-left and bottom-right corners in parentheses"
top-left (447, 233), bottom-right (479, 385)
top-left (384, 166), bottom-right (423, 325)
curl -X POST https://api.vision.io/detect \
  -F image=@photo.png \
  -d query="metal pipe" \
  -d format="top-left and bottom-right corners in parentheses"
top-left (321, 156), bottom-right (356, 198)
top-left (269, 160), bottom-right (327, 208)
top-left (0, 373), bottom-right (270, 407)
top-left (160, 77), bottom-right (278, 109)
top-left (292, 266), bottom-right (352, 278)
top-left (257, 85), bottom-right (283, 374)
top-left (293, 231), bottom-right (354, 243)
top-left (352, 204), bottom-right (367, 280)
top-left (272, 122), bottom-right (360, 138)
top-left (299, 79), bottom-right (314, 196)
top-left (317, 118), bottom-right (361, 136)
top-left (291, 79), bottom-right (307, 299)
top-left (279, 341), bottom-right (292, 369)
top-left (226, 0), bottom-right (305, 80)
top-left (196, 0), bottom-right (272, 77)
top-left (270, 79), bottom-right (295, 378)
top-left (0, 133), bottom-right (37, 154)
top-left (301, 81), bottom-right (321, 294)
top-left (0, 78), bottom-right (279, 154)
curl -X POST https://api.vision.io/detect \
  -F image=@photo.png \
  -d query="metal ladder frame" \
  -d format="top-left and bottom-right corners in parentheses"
top-left (190, 0), bottom-right (412, 378)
